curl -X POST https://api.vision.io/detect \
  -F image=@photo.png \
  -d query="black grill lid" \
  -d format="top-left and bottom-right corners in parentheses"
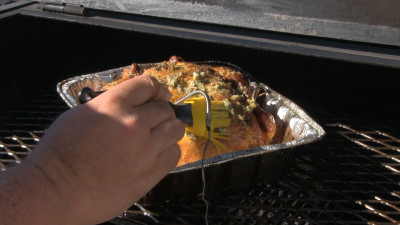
top-left (39, 0), bottom-right (400, 47)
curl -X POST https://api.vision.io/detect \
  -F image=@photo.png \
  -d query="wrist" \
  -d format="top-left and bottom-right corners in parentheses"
top-left (0, 161), bottom-right (77, 225)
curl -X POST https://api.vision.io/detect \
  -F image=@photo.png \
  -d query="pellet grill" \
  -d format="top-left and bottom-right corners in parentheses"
top-left (1, 0), bottom-right (400, 224)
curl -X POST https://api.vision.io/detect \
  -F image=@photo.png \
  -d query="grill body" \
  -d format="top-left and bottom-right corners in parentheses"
top-left (1, 2), bottom-right (400, 224)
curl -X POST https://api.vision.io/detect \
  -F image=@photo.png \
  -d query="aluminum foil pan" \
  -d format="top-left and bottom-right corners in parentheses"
top-left (57, 61), bottom-right (325, 203)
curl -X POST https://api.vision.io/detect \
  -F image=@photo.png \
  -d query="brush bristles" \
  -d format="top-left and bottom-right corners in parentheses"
top-left (183, 97), bottom-right (231, 151)
top-left (209, 101), bottom-right (231, 129)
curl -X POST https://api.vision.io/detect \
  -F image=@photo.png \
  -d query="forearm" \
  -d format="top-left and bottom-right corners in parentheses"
top-left (0, 162), bottom-right (74, 225)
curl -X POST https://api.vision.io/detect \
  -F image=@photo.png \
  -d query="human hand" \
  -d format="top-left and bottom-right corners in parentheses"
top-left (22, 75), bottom-right (185, 224)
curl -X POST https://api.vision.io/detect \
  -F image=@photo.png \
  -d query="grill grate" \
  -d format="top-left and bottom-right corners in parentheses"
top-left (1, 87), bottom-right (400, 225)
top-left (123, 123), bottom-right (400, 225)
top-left (0, 88), bottom-right (68, 169)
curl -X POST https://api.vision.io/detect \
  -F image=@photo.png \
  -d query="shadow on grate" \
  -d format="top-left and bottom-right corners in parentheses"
top-left (1, 88), bottom-right (400, 224)
top-left (0, 87), bottom-right (67, 170)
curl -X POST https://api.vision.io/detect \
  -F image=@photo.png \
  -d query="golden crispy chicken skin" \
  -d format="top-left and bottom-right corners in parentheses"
top-left (102, 56), bottom-right (276, 166)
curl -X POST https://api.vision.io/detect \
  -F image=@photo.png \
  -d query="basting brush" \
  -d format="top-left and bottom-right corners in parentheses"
top-left (171, 90), bottom-right (231, 150)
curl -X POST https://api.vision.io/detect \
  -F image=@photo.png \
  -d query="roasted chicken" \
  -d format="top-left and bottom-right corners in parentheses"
top-left (102, 56), bottom-right (276, 166)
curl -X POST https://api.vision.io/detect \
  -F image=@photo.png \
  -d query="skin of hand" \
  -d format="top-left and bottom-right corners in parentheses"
top-left (0, 75), bottom-right (185, 225)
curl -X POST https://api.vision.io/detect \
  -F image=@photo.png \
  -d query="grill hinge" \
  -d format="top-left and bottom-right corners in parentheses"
top-left (42, 3), bottom-right (87, 16)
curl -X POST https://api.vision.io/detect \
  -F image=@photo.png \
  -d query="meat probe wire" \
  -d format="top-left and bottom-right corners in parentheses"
top-left (201, 126), bottom-right (211, 225)
top-left (175, 90), bottom-right (211, 225)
